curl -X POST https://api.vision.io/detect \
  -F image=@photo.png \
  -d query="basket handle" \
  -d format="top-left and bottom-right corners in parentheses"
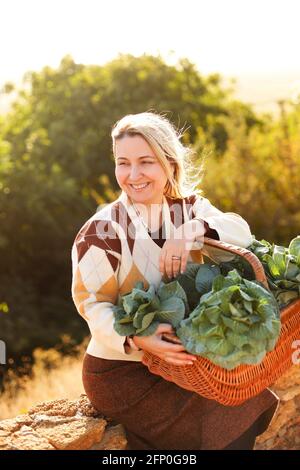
top-left (201, 237), bottom-right (269, 290)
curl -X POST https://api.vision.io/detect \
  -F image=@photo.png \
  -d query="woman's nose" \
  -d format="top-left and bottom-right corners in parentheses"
top-left (129, 166), bottom-right (143, 180)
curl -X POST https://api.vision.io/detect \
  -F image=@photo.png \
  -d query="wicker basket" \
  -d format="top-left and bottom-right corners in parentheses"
top-left (142, 237), bottom-right (300, 406)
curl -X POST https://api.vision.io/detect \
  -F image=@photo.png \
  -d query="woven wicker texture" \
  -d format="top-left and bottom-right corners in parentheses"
top-left (142, 237), bottom-right (300, 406)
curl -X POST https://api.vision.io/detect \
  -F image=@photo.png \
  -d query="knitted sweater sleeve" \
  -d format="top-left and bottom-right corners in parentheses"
top-left (186, 194), bottom-right (254, 262)
top-left (71, 217), bottom-right (127, 354)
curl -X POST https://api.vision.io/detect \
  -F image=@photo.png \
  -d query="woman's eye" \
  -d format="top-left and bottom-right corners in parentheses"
top-left (118, 162), bottom-right (153, 166)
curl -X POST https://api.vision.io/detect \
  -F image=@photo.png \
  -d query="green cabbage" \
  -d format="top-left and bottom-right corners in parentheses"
top-left (176, 269), bottom-right (281, 370)
top-left (113, 280), bottom-right (188, 337)
top-left (248, 236), bottom-right (300, 308)
top-left (175, 263), bottom-right (222, 310)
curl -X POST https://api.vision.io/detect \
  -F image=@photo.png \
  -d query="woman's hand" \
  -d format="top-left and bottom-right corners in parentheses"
top-left (159, 219), bottom-right (206, 279)
top-left (132, 323), bottom-right (197, 366)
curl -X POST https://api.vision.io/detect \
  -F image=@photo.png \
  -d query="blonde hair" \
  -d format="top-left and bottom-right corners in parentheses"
top-left (111, 111), bottom-right (204, 199)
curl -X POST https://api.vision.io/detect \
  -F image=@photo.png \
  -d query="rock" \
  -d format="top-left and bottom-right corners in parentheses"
top-left (0, 414), bottom-right (33, 433)
top-left (90, 424), bottom-right (127, 450)
top-left (10, 426), bottom-right (56, 450)
top-left (0, 395), bottom-right (127, 451)
top-left (0, 429), bottom-right (12, 450)
top-left (275, 385), bottom-right (300, 402)
top-left (28, 395), bottom-right (101, 418)
top-left (34, 416), bottom-right (106, 450)
top-left (254, 364), bottom-right (300, 450)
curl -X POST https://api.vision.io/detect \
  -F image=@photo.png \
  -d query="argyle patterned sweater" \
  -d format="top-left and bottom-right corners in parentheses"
top-left (71, 190), bottom-right (253, 361)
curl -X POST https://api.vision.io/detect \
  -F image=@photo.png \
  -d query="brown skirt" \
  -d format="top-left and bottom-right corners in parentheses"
top-left (82, 352), bottom-right (279, 450)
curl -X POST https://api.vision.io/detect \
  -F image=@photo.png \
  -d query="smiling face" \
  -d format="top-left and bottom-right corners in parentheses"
top-left (114, 134), bottom-right (171, 206)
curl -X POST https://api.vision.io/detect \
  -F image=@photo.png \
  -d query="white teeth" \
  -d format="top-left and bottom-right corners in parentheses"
top-left (131, 183), bottom-right (149, 189)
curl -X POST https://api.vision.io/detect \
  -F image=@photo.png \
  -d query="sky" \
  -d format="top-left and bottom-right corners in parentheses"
top-left (1, 0), bottom-right (300, 114)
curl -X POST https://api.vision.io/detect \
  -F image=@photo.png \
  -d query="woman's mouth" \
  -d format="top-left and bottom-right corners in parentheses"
top-left (129, 182), bottom-right (151, 192)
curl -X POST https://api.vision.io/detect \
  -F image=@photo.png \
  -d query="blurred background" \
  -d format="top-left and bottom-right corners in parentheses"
top-left (0, 0), bottom-right (299, 419)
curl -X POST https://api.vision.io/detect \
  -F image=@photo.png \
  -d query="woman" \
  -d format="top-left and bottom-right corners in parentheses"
top-left (71, 111), bottom-right (279, 450)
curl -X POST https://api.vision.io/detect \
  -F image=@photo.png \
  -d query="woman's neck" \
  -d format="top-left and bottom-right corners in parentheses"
top-left (130, 198), bottom-right (164, 232)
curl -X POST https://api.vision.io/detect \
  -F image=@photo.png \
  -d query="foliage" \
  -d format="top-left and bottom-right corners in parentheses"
top-left (175, 263), bottom-right (222, 310)
top-left (113, 280), bottom-right (188, 336)
top-left (201, 103), bottom-right (300, 245)
top-left (177, 269), bottom-right (281, 370)
top-left (247, 236), bottom-right (300, 308)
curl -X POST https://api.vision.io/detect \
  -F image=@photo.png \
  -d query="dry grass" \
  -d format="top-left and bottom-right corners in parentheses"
top-left (0, 339), bottom-right (88, 420)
